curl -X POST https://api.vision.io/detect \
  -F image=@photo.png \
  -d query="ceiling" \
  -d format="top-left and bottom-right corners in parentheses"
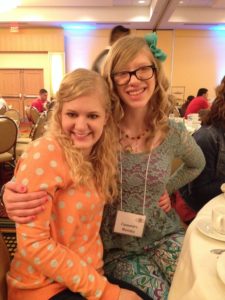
top-left (0, 0), bottom-right (225, 31)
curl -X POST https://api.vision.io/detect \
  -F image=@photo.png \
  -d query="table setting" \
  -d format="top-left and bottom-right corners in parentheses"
top-left (168, 185), bottom-right (225, 300)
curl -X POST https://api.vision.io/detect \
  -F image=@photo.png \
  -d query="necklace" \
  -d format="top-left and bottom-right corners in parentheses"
top-left (120, 129), bottom-right (149, 153)
top-left (121, 129), bottom-right (149, 140)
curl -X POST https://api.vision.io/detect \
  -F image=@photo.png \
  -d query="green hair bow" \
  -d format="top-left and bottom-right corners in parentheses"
top-left (144, 32), bottom-right (167, 62)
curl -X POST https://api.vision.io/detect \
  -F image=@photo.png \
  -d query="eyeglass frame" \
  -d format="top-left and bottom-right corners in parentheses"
top-left (111, 65), bottom-right (156, 86)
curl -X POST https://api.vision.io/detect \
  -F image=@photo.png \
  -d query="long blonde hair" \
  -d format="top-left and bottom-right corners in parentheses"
top-left (46, 69), bottom-right (118, 203)
top-left (103, 35), bottom-right (170, 147)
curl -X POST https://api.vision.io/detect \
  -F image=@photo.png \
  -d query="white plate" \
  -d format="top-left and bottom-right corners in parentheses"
top-left (217, 252), bottom-right (225, 285)
top-left (196, 216), bottom-right (225, 242)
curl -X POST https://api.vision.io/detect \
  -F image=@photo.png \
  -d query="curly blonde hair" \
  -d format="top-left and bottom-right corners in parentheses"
top-left (46, 69), bottom-right (119, 203)
top-left (102, 35), bottom-right (170, 148)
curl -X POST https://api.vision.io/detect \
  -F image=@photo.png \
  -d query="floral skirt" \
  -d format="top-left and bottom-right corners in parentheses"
top-left (103, 232), bottom-right (184, 300)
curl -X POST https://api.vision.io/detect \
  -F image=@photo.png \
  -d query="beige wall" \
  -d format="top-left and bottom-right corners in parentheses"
top-left (65, 28), bottom-right (225, 103)
top-left (0, 27), bottom-right (224, 103)
top-left (0, 53), bottom-right (50, 93)
top-left (0, 28), bottom-right (64, 52)
top-left (0, 28), bottom-right (65, 96)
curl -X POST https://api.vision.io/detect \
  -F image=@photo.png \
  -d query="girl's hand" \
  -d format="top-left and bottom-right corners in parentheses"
top-left (118, 289), bottom-right (142, 300)
top-left (3, 181), bottom-right (48, 224)
top-left (158, 190), bottom-right (171, 213)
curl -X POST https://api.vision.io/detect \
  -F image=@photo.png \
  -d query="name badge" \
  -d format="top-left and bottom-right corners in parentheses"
top-left (114, 210), bottom-right (146, 238)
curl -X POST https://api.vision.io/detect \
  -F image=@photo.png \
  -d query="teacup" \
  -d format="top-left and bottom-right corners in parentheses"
top-left (212, 206), bottom-right (225, 235)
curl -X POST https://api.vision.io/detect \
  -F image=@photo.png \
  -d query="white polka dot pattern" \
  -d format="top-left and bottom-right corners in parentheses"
top-left (20, 164), bottom-right (27, 171)
top-left (72, 275), bottom-right (80, 284)
top-left (40, 183), bottom-right (48, 190)
top-left (10, 138), bottom-right (107, 299)
top-left (88, 274), bottom-right (95, 282)
top-left (66, 259), bottom-right (74, 268)
top-left (50, 160), bottom-right (57, 168)
top-left (33, 152), bottom-right (41, 160)
top-left (36, 168), bottom-right (44, 175)
top-left (76, 202), bottom-right (83, 209)
top-left (48, 144), bottom-right (55, 151)
top-left (67, 216), bottom-right (74, 224)
top-left (95, 290), bottom-right (103, 298)
top-left (50, 259), bottom-right (58, 268)
top-left (58, 201), bottom-right (65, 208)
top-left (27, 265), bottom-right (34, 274)
top-left (22, 178), bottom-right (29, 186)
top-left (34, 257), bottom-right (41, 265)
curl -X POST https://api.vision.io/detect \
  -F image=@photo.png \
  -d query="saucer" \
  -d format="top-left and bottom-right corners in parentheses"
top-left (196, 217), bottom-right (225, 242)
top-left (217, 252), bottom-right (225, 285)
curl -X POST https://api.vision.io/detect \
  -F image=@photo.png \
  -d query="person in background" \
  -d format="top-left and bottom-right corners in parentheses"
top-left (184, 88), bottom-right (209, 118)
top-left (180, 76), bottom-right (225, 212)
top-left (2, 33), bottom-right (205, 300)
top-left (0, 96), bottom-right (9, 111)
top-left (92, 25), bottom-right (130, 74)
top-left (31, 88), bottom-right (48, 113)
top-left (7, 69), bottom-right (146, 300)
top-left (179, 95), bottom-right (194, 117)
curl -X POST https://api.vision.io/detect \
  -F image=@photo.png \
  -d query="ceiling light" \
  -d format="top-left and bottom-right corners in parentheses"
top-left (138, 1), bottom-right (146, 4)
top-left (0, 0), bottom-right (21, 13)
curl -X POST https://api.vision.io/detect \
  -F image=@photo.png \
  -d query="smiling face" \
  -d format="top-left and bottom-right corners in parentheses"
top-left (61, 92), bottom-right (108, 156)
top-left (115, 48), bottom-right (156, 111)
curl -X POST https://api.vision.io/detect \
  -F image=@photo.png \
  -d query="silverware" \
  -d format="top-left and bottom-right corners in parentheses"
top-left (210, 249), bottom-right (225, 255)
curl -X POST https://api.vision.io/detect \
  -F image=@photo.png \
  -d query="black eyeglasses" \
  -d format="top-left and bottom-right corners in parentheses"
top-left (111, 65), bottom-right (156, 86)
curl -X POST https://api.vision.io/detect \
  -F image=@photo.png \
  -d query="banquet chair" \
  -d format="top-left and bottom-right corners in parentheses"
top-left (0, 105), bottom-right (7, 115)
top-left (32, 111), bottom-right (48, 140)
top-left (16, 111), bottom-right (48, 159)
top-left (24, 105), bottom-right (32, 122)
top-left (30, 106), bottom-right (40, 125)
top-left (4, 109), bottom-right (20, 128)
top-left (0, 116), bottom-right (18, 168)
top-left (0, 232), bottom-right (10, 300)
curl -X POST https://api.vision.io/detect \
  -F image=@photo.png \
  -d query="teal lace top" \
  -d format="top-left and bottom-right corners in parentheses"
top-left (101, 120), bottom-right (205, 254)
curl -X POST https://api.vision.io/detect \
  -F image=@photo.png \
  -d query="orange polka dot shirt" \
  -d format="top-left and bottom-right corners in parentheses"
top-left (7, 137), bottom-right (120, 300)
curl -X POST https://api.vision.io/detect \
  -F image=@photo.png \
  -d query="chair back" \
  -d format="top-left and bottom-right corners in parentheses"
top-left (4, 109), bottom-right (20, 127)
top-left (30, 107), bottom-right (40, 125)
top-left (31, 111), bottom-right (48, 140)
top-left (0, 233), bottom-right (10, 300)
top-left (0, 116), bottom-right (18, 155)
top-left (0, 105), bottom-right (7, 115)
top-left (46, 109), bottom-right (54, 121)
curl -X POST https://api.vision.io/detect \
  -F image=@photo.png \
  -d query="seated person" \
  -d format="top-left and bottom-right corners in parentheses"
top-left (0, 96), bottom-right (9, 111)
top-left (31, 88), bottom-right (48, 113)
top-left (184, 88), bottom-right (210, 118)
top-left (180, 77), bottom-right (225, 211)
top-left (179, 95), bottom-right (194, 117)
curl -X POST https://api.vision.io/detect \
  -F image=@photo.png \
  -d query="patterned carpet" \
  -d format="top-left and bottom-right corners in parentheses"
top-left (0, 218), bottom-right (16, 259)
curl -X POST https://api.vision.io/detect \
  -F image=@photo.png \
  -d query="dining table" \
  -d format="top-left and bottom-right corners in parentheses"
top-left (168, 193), bottom-right (225, 300)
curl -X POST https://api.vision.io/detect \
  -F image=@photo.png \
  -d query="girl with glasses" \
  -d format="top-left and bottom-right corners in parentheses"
top-left (2, 33), bottom-right (205, 300)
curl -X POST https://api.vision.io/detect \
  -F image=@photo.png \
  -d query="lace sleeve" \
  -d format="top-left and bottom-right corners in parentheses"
top-left (167, 124), bottom-right (206, 195)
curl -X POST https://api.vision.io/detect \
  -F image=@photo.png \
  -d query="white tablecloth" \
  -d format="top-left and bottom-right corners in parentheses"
top-left (168, 193), bottom-right (225, 300)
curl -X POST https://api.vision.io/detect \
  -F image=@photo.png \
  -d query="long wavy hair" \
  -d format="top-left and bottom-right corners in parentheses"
top-left (46, 69), bottom-right (119, 203)
top-left (102, 35), bottom-right (170, 148)
top-left (202, 76), bottom-right (225, 130)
